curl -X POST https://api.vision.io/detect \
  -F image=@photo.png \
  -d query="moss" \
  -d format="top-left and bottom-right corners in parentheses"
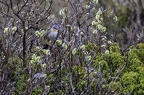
top-left (120, 71), bottom-right (138, 94)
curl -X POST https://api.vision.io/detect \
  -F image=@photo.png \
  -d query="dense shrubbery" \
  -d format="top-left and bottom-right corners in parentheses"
top-left (0, 0), bottom-right (144, 95)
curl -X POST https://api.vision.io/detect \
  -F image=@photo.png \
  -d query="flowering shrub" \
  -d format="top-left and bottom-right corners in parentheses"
top-left (0, 0), bottom-right (144, 95)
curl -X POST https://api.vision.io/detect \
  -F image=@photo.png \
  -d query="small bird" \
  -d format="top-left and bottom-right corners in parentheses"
top-left (48, 24), bottom-right (59, 40)
top-left (42, 24), bottom-right (59, 49)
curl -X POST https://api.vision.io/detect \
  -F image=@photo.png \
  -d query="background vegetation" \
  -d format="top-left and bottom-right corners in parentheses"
top-left (0, 0), bottom-right (144, 95)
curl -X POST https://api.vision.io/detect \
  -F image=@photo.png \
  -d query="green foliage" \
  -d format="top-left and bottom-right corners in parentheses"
top-left (110, 43), bottom-right (121, 53)
top-left (16, 74), bottom-right (26, 92)
top-left (85, 42), bottom-right (99, 53)
top-left (77, 80), bottom-right (86, 91)
top-left (31, 87), bottom-right (43, 95)
top-left (120, 69), bottom-right (144, 95)
top-left (117, 6), bottom-right (131, 27)
top-left (119, 43), bottom-right (144, 94)
top-left (93, 55), bottom-right (110, 74)
top-left (108, 81), bottom-right (122, 93)
top-left (126, 44), bottom-right (144, 72)
top-left (73, 66), bottom-right (86, 75)
top-left (121, 72), bottom-right (138, 93)
top-left (93, 43), bottom-right (125, 76)
top-left (90, 42), bottom-right (144, 94)
top-left (109, 52), bottom-right (125, 73)
top-left (136, 43), bottom-right (144, 63)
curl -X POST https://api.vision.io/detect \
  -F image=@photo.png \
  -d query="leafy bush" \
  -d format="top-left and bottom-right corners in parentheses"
top-left (0, 0), bottom-right (144, 95)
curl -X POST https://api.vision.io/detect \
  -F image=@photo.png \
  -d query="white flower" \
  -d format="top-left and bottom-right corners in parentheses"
top-left (25, 26), bottom-right (28, 30)
top-left (105, 50), bottom-right (110, 55)
top-left (92, 21), bottom-right (99, 26)
top-left (93, 29), bottom-right (98, 34)
top-left (85, 5), bottom-right (90, 9)
top-left (56, 40), bottom-right (62, 45)
top-left (62, 43), bottom-right (68, 49)
top-left (102, 27), bottom-right (106, 32)
top-left (72, 48), bottom-right (77, 55)
top-left (4, 27), bottom-right (9, 34)
top-left (12, 27), bottom-right (17, 31)
top-left (113, 16), bottom-right (118, 21)
top-left (43, 49), bottom-right (50, 55)
top-left (80, 45), bottom-right (86, 50)
top-left (95, 14), bottom-right (100, 20)
top-left (41, 63), bottom-right (46, 68)
top-left (86, 55), bottom-right (92, 61)
top-left (101, 44), bottom-right (106, 48)
top-left (93, 0), bottom-right (98, 4)
top-left (108, 41), bottom-right (112, 45)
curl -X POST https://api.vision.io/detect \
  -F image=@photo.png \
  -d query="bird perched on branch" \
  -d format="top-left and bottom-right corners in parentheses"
top-left (42, 23), bottom-right (59, 49)
top-left (48, 23), bottom-right (59, 40)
